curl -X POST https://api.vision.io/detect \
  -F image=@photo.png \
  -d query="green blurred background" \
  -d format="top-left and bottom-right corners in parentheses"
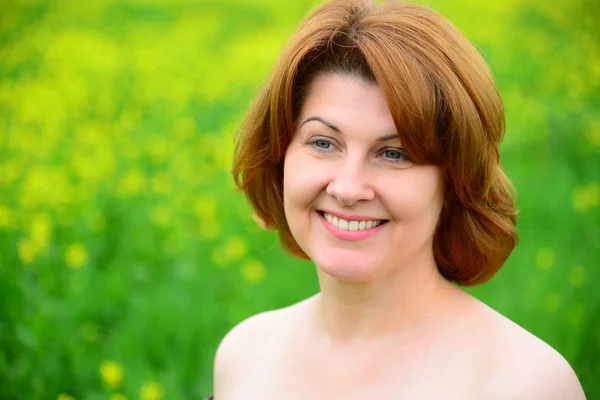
top-left (0, 0), bottom-right (598, 398)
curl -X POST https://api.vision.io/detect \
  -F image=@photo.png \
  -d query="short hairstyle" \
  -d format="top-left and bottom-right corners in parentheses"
top-left (232, 0), bottom-right (518, 286)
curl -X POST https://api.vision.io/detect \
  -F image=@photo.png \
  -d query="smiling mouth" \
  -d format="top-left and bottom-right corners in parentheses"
top-left (317, 211), bottom-right (388, 232)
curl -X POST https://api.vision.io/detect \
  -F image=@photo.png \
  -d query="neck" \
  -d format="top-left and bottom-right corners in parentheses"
top-left (312, 252), bottom-right (458, 350)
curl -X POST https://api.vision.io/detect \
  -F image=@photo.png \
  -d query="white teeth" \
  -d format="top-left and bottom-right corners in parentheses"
top-left (323, 213), bottom-right (383, 231)
top-left (338, 218), bottom-right (349, 230)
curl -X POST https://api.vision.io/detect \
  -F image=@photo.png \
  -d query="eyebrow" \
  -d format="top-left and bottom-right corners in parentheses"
top-left (299, 116), bottom-right (399, 142)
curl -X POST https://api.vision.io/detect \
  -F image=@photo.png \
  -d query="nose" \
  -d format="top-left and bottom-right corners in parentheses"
top-left (326, 155), bottom-right (375, 207)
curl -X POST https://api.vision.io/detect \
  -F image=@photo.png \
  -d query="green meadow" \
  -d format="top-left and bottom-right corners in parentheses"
top-left (0, 0), bottom-right (598, 398)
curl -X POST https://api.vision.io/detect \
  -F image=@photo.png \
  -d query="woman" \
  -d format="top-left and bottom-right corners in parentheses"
top-left (212, 0), bottom-right (585, 398)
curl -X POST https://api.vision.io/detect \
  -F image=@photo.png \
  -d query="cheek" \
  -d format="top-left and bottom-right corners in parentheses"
top-left (385, 174), bottom-right (443, 221)
top-left (283, 147), bottom-right (327, 251)
top-left (283, 147), bottom-right (328, 210)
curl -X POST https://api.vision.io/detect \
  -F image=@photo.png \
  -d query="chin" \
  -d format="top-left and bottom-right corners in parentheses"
top-left (310, 246), bottom-right (383, 283)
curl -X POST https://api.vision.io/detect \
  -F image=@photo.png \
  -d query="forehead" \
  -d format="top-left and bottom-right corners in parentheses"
top-left (297, 73), bottom-right (397, 136)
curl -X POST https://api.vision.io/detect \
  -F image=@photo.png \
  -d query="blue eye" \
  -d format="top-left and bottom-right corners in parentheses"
top-left (314, 140), bottom-right (331, 149)
top-left (384, 149), bottom-right (403, 159)
top-left (382, 148), bottom-right (411, 164)
top-left (311, 139), bottom-right (331, 150)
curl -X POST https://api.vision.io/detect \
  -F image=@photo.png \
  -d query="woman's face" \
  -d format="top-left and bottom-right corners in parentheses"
top-left (283, 73), bottom-right (444, 282)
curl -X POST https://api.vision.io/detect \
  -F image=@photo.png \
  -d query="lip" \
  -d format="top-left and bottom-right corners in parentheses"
top-left (317, 211), bottom-right (386, 242)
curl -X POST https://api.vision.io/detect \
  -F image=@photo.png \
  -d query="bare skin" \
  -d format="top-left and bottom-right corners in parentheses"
top-left (214, 286), bottom-right (585, 399)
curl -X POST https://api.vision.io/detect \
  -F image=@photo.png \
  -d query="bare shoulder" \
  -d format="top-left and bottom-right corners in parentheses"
top-left (214, 296), bottom-right (310, 362)
top-left (213, 296), bottom-right (311, 396)
top-left (472, 300), bottom-right (586, 399)
top-left (213, 309), bottom-right (278, 373)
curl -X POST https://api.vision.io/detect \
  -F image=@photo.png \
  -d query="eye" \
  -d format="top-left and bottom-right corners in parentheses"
top-left (384, 149), bottom-right (404, 160)
top-left (314, 139), bottom-right (331, 150)
top-left (307, 136), bottom-right (337, 152)
top-left (380, 147), bottom-right (412, 165)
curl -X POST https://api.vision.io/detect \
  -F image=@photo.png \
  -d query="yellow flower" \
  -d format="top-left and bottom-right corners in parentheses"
top-left (100, 360), bottom-right (124, 389)
top-left (57, 394), bottom-right (75, 400)
top-left (242, 258), bottom-right (267, 284)
top-left (30, 213), bottom-right (52, 249)
top-left (65, 243), bottom-right (88, 269)
top-left (0, 205), bottom-right (16, 229)
top-left (223, 236), bottom-right (248, 263)
top-left (193, 196), bottom-right (217, 220)
top-left (117, 169), bottom-right (146, 197)
top-left (17, 239), bottom-right (38, 265)
top-left (140, 381), bottom-right (164, 400)
top-left (572, 182), bottom-right (599, 212)
top-left (535, 247), bottom-right (555, 270)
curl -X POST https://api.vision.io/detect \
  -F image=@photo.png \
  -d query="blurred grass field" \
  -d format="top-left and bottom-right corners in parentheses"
top-left (0, 0), bottom-right (598, 398)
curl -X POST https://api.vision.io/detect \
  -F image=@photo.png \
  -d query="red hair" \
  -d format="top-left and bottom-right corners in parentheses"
top-left (232, 0), bottom-right (518, 286)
